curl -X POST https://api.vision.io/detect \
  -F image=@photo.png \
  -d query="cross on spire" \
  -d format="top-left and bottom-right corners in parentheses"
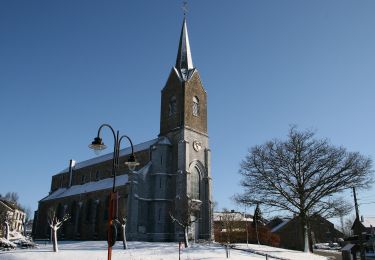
top-left (182, 1), bottom-right (188, 17)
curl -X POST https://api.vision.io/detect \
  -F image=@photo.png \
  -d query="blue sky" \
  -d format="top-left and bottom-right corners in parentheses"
top-left (1, 0), bottom-right (374, 220)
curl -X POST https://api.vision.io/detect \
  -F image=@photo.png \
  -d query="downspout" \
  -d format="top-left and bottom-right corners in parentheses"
top-left (68, 159), bottom-right (76, 188)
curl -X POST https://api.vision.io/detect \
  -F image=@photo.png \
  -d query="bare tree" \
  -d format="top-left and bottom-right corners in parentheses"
top-left (115, 217), bottom-right (128, 250)
top-left (219, 208), bottom-right (242, 244)
top-left (22, 206), bottom-right (33, 236)
top-left (235, 127), bottom-right (373, 252)
top-left (47, 207), bottom-right (70, 252)
top-left (342, 215), bottom-right (355, 237)
top-left (4, 192), bottom-right (19, 205)
top-left (252, 204), bottom-right (262, 245)
top-left (169, 197), bottom-right (201, 248)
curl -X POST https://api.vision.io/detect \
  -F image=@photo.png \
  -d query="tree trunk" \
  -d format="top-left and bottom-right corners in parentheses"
top-left (303, 224), bottom-right (310, 253)
top-left (53, 228), bottom-right (58, 252)
top-left (184, 226), bottom-right (189, 248)
top-left (122, 224), bottom-right (127, 250)
top-left (5, 222), bottom-right (9, 240)
top-left (300, 215), bottom-right (310, 253)
top-left (23, 221), bottom-right (27, 237)
top-left (255, 220), bottom-right (260, 245)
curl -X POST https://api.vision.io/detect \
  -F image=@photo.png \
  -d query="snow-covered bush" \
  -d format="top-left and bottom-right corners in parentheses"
top-left (0, 237), bottom-right (16, 250)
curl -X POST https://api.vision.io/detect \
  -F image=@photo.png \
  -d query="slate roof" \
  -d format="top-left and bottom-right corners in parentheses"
top-left (271, 218), bottom-right (292, 233)
top-left (58, 137), bottom-right (170, 173)
top-left (42, 162), bottom-right (152, 201)
top-left (175, 18), bottom-right (195, 81)
top-left (0, 199), bottom-right (23, 211)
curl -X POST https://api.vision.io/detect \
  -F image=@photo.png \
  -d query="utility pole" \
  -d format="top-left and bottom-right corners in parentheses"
top-left (353, 187), bottom-right (366, 260)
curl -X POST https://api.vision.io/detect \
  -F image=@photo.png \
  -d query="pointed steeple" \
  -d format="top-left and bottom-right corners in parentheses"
top-left (175, 18), bottom-right (194, 81)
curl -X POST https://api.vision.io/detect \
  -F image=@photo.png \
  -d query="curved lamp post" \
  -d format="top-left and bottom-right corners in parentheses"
top-left (89, 124), bottom-right (139, 260)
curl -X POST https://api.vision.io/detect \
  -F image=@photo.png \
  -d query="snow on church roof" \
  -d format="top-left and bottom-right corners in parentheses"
top-left (43, 159), bottom-right (154, 201)
top-left (59, 138), bottom-right (159, 173)
top-left (41, 174), bottom-right (129, 201)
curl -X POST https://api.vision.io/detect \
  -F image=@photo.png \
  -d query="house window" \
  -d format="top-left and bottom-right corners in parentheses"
top-left (192, 96), bottom-right (199, 116)
top-left (168, 96), bottom-right (177, 116)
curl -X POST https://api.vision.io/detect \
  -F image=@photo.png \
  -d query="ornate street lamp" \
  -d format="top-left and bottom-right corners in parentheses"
top-left (89, 123), bottom-right (139, 260)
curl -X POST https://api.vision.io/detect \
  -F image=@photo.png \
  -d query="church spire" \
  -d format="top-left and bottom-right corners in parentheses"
top-left (175, 18), bottom-right (194, 81)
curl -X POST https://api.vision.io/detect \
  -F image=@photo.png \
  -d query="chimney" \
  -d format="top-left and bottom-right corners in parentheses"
top-left (68, 159), bottom-right (76, 187)
top-left (231, 210), bottom-right (235, 213)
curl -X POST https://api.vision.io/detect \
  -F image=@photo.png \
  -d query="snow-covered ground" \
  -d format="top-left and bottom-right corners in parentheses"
top-left (0, 241), bottom-right (329, 260)
top-left (235, 243), bottom-right (329, 260)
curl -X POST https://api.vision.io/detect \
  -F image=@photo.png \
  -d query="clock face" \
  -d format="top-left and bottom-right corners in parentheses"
top-left (193, 141), bottom-right (202, 152)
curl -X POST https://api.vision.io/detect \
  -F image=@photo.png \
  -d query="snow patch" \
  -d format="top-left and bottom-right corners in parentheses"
top-left (59, 138), bottom-right (157, 173)
top-left (271, 218), bottom-right (291, 233)
top-left (41, 174), bottom-right (129, 201)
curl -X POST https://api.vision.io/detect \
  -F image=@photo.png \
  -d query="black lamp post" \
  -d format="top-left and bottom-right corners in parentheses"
top-left (89, 123), bottom-right (139, 260)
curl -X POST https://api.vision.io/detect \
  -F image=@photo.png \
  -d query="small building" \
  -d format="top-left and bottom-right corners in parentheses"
top-left (213, 210), bottom-right (253, 243)
top-left (349, 216), bottom-right (375, 257)
top-left (352, 216), bottom-right (375, 235)
top-left (270, 215), bottom-right (343, 251)
top-left (214, 210), bottom-right (253, 232)
top-left (0, 199), bottom-right (26, 236)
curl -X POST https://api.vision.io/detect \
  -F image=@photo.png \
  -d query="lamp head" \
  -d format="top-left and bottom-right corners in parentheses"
top-left (88, 137), bottom-right (107, 155)
top-left (125, 154), bottom-right (140, 171)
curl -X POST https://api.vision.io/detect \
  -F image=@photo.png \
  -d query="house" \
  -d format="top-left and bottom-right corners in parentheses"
top-left (0, 199), bottom-right (26, 236)
top-left (213, 210), bottom-right (279, 246)
top-left (352, 216), bottom-right (375, 235)
top-left (214, 210), bottom-right (253, 232)
top-left (213, 210), bottom-right (252, 243)
top-left (33, 16), bottom-right (213, 242)
top-left (270, 215), bottom-right (343, 251)
top-left (351, 216), bottom-right (375, 254)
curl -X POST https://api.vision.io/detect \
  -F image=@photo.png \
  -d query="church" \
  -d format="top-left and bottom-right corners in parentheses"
top-left (33, 17), bottom-right (213, 242)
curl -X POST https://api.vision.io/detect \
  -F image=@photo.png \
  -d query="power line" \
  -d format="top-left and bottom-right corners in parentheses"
top-left (359, 201), bottom-right (375, 205)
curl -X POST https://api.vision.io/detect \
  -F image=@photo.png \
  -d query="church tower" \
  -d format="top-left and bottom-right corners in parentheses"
top-left (159, 17), bottom-right (213, 241)
top-left (160, 18), bottom-right (207, 137)
top-left (34, 15), bottom-right (212, 243)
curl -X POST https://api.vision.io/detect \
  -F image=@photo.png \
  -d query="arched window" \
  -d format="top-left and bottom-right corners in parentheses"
top-left (56, 203), bottom-right (63, 219)
top-left (86, 199), bottom-right (93, 223)
top-left (190, 166), bottom-right (200, 200)
top-left (192, 96), bottom-right (199, 116)
top-left (103, 197), bottom-right (109, 221)
top-left (70, 201), bottom-right (77, 223)
top-left (169, 96), bottom-right (177, 116)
